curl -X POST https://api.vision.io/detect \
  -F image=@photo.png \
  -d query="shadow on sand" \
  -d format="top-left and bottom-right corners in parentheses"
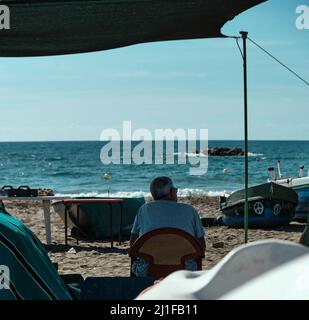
top-left (44, 242), bottom-right (129, 255)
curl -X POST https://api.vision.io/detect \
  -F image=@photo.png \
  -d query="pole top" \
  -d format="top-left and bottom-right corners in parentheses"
top-left (240, 31), bottom-right (248, 38)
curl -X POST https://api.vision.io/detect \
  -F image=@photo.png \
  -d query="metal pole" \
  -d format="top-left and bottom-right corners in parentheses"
top-left (305, 204), bottom-right (309, 247)
top-left (240, 31), bottom-right (249, 243)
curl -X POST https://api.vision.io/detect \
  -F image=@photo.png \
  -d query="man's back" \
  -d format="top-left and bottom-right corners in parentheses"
top-left (131, 200), bottom-right (205, 239)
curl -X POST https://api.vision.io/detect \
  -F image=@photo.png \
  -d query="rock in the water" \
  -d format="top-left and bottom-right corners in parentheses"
top-left (203, 148), bottom-right (244, 156)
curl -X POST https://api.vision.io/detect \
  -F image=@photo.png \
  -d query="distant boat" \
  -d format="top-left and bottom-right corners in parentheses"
top-left (219, 182), bottom-right (298, 228)
top-left (268, 161), bottom-right (309, 222)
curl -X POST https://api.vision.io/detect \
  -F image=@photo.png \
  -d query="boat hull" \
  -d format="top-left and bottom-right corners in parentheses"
top-left (220, 183), bottom-right (298, 228)
top-left (222, 208), bottom-right (293, 228)
top-left (271, 177), bottom-right (309, 221)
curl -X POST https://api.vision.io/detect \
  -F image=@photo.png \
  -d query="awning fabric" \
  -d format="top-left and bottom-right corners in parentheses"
top-left (0, 0), bottom-right (265, 57)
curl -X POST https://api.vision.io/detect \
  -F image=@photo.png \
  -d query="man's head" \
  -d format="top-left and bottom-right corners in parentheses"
top-left (150, 176), bottom-right (178, 201)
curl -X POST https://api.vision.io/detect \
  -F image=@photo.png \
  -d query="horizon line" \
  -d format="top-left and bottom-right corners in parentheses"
top-left (0, 139), bottom-right (309, 143)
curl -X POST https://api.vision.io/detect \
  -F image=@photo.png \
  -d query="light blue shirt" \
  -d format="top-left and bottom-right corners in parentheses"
top-left (131, 200), bottom-right (205, 239)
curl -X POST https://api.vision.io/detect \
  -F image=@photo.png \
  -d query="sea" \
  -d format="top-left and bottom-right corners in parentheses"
top-left (0, 140), bottom-right (308, 198)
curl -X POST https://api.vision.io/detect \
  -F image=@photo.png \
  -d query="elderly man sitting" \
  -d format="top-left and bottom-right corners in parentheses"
top-left (130, 176), bottom-right (206, 276)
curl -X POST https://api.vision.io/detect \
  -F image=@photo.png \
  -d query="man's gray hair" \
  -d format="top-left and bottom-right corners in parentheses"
top-left (150, 176), bottom-right (175, 200)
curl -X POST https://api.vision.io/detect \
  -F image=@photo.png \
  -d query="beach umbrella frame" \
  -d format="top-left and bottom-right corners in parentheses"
top-left (240, 31), bottom-right (249, 243)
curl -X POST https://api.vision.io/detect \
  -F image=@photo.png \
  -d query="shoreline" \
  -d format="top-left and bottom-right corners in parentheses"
top-left (2, 196), bottom-right (305, 278)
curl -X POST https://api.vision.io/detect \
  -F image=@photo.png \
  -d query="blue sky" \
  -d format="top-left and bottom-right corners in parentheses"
top-left (0, 0), bottom-right (308, 142)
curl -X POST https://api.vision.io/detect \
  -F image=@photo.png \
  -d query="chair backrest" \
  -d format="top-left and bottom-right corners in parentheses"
top-left (52, 197), bottom-right (145, 239)
top-left (129, 228), bottom-right (205, 279)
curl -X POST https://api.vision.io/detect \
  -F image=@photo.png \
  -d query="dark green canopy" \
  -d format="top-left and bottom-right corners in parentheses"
top-left (0, 0), bottom-right (265, 57)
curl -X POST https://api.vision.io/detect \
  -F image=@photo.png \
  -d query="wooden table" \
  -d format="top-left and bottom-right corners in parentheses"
top-left (0, 196), bottom-right (69, 245)
top-left (62, 198), bottom-right (124, 248)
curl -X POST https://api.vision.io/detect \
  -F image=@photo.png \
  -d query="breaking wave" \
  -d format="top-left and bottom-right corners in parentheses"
top-left (55, 188), bottom-right (231, 198)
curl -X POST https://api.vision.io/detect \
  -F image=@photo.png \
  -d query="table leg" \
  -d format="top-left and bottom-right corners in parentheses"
top-left (76, 205), bottom-right (80, 245)
top-left (108, 202), bottom-right (113, 248)
top-left (43, 200), bottom-right (52, 245)
top-left (64, 205), bottom-right (68, 245)
top-left (118, 203), bottom-right (123, 246)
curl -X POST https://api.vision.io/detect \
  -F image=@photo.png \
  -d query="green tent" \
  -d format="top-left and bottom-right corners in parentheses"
top-left (0, 209), bottom-right (72, 300)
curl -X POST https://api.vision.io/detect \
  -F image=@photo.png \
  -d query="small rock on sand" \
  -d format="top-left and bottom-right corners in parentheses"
top-left (213, 241), bottom-right (225, 248)
top-left (67, 247), bottom-right (76, 254)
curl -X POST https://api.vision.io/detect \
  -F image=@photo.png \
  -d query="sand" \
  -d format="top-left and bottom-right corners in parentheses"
top-left (3, 196), bottom-right (305, 279)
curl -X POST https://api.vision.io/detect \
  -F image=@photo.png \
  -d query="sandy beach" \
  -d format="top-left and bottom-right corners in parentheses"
top-left (3, 196), bottom-right (305, 279)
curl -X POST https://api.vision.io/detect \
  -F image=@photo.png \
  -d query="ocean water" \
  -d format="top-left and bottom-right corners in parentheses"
top-left (0, 140), bottom-right (308, 197)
